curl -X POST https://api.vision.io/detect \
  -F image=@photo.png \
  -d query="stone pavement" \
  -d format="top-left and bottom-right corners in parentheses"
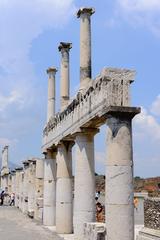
top-left (0, 206), bottom-right (62, 240)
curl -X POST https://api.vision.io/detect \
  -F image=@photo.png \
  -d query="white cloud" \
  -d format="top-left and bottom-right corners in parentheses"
top-left (108, 0), bottom-right (160, 37)
top-left (0, 0), bottom-right (76, 111)
top-left (150, 94), bottom-right (160, 116)
top-left (134, 107), bottom-right (160, 141)
top-left (117, 0), bottom-right (160, 11)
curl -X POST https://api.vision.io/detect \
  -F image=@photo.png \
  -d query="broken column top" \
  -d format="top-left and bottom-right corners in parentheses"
top-left (2, 145), bottom-right (8, 153)
top-left (58, 42), bottom-right (72, 51)
top-left (46, 67), bottom-right (57, 74)
top-left (77, 7), bottom-right (95, 18)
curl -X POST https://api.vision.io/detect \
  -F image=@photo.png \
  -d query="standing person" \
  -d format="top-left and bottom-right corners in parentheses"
top-left (0, 191), bottom-right (5, 206)
top-left (10, 193), bottom-right (15, 206)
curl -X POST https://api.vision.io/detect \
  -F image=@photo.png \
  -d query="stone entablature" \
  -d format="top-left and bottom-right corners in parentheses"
top-left (42, 68), bottom-right (135, 151)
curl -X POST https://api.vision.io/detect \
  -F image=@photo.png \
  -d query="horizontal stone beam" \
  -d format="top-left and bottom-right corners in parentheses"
top-left (42, 67), bottom-right (137, 153)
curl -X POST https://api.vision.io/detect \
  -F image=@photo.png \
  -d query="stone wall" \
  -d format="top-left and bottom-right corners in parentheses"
top-left (144, 198), bottom-right (160, 230)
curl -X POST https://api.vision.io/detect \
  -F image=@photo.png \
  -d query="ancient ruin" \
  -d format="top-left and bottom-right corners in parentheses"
top-left (0, 6), bottom-right (146, 240)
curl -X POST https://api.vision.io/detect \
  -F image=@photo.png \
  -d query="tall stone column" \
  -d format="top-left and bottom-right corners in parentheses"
top-left (15, 167), bottom-right (23, 208)
top-left (8, 174), bottom-right (12, 195)
top-left (43, 150), bottom-right (57, 226)
top-left (22, 161), bottom-right (29, 214)
top-left (74, 128), bottom-right (99, 239)
top-left (34, 158), bottom-right (44, 221)
top-left (105, 106), bottom-right (140, 240)
top-left (77, 7), bottom-right (95, 90)
top-left (19, 171), bottom-right (24, 211)
top-left (58, 42), bottom-right (72, 111)
top-left (46, 67), bottom-right (57, 122)
top-left (56, 141), bottom-right (73, 233)
top-left (28, 159), bottom-right (36, 217)
top-left (11, 170), bottom-right (16, 193)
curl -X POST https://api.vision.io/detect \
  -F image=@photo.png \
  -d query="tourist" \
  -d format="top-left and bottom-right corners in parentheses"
top-left (0, 190), bottom-right (5, 206)
top-left (10, 193), bottom-right (15, 206)
top-left (95, 191), bottom-right (101, 200)
top-left (134, 197), bottom-right (138, 211)
top-left (96, 202), bottom-right (104, 222)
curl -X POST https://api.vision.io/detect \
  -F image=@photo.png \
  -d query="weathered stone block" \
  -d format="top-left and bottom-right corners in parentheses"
top-left (84, 222), bottom-right (106, 240)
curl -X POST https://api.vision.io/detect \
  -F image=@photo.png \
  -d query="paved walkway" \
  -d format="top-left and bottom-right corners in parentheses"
top-left (0, 206), bottom-right (62, 240)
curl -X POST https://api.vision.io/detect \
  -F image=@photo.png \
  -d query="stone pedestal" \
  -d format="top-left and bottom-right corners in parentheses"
top-left (43, 150), bottom-right (57, 226)
top-left (137, 227), bottom-right (160, 240)
top-left (77, 8), bottom-right (95, 89)
top-left (34, 159), bottom-right (44, 221)
top-left (56, 142), bottom-right (73, 233)
top-left (84, 222), bottom-right (106, 240)
top-left (105, 107), bottom-right (140, 240)
top-left (74, 129), bottom-right (98, 239)
top-left (134, 192), bottom-right (148, 225)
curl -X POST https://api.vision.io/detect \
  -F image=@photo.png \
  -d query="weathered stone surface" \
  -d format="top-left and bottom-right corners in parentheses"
top-left (144, 198), bottom-right (160, 230)
top-left (137, 227), bottom-right (160, 240)
top-left (42, 69), bottom-right (138, 152)
top-left (84, 222), bottom-right (106, 240)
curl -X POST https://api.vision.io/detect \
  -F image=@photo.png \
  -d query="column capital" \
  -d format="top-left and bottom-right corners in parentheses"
top-left (58, 42), bottom-right (72, 52)
top-left (46, 67), bottom-right (57, 75)
top-left (74, 127), bottom-right (99, 138)
top-left (45, 148), bottom-right (57, 159)
top-left (105, 106), bottom-right (141, 120)
top-left (22, 160), bottom-right (29, 168)
top-left (77, 7), bottom-right (95, 18)
top-left (15, 167), bottom-right (23, 172)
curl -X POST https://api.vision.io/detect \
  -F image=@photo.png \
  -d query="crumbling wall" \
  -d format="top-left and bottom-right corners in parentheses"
top-left (144, 198), bottom-right (160, 230)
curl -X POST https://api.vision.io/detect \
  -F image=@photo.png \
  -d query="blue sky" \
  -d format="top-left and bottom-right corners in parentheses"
top-left (0, 0), bottom-right (160, 177)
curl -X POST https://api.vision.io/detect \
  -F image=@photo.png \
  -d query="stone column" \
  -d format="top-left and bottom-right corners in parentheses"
top-left (43, 150), bottom-right (57, 226)
top-left (34, 158), bottom-right (44, 221)
top-left (105, 106), bottom-right (140, 240)
top-left (2, 145), bottom-right (9, 169)
top-left (22, 161), bottom-right (29, 214)
top-left (56, 141), bottom-right (73, 233)
top-left (77, 7), bottom-right (95, 90)
top-left (46, 67), bottom-right (57, 122)
top-left (11, 170), bottom-right (16, 193)
top-left (58, 42), bottom-right (72, 111)
top-left (8, 174), bottom-right (12, 195)
top-left (28, 159), bottom-right (36, 217)
top-left (19, 171), bottom-right (24, 211)
top-left (74, 128), bottom-right (99, 239)
top-left (15, 167), bottom-right (23, 208)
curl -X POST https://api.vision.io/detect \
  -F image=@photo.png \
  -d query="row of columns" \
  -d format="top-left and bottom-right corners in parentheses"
top-left (0, 6), bottom-right (140, 240)
top-left (43, 6), bottom-right (139, 240)
top-left (42, 110), bottom-right (138, 240)
top-left (46, 8), bottom-right (95, 122)
top-left (8, 159), bottom-right (44, 221)
top-left (1, 113), bottom-right (137, 240)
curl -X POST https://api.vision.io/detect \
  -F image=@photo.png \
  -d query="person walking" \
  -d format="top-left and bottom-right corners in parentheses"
top-left (10, 193), bottom-right (15, 206)
top-left (0, 191), bottom-right (5, 206)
